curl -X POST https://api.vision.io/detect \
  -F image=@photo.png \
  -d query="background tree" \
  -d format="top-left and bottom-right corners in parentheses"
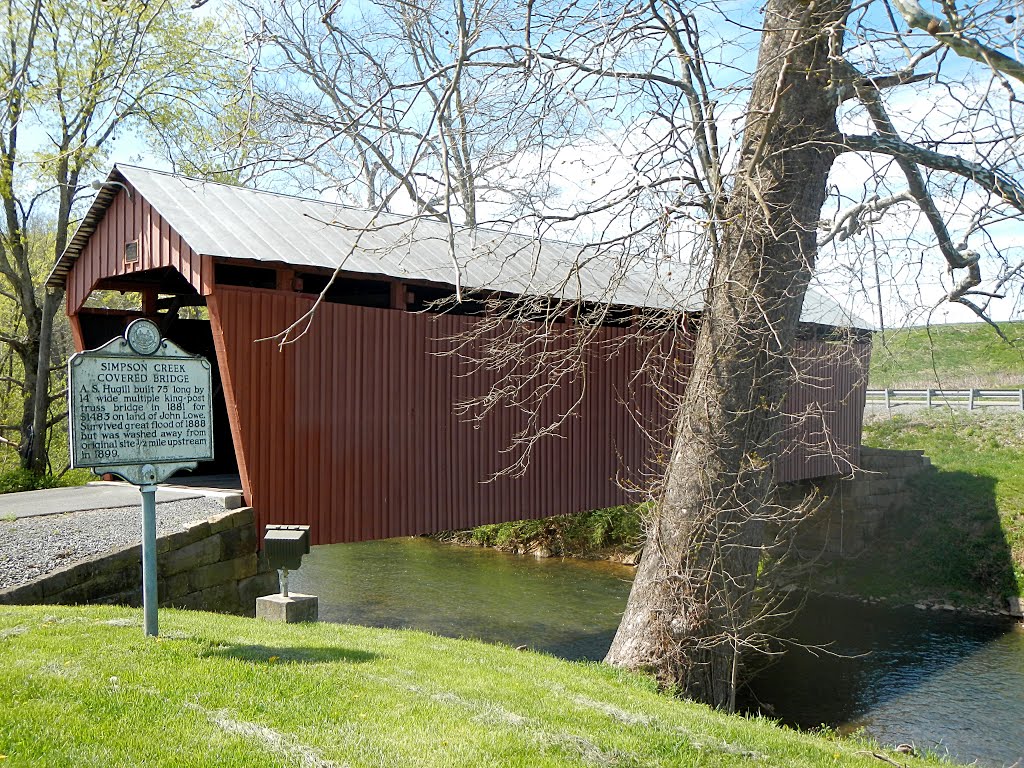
top-left (0, 0), bottom-right (245, 472)
top-left (237, 0), bottom-right (587, 228)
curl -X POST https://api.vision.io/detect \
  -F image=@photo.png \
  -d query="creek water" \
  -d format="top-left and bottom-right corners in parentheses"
top-left (290, 537), bottom-right (1024, 767)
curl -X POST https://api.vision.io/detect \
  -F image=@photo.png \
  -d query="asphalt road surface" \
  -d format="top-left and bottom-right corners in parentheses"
top-left (0, 475), bottom-right (243, 520)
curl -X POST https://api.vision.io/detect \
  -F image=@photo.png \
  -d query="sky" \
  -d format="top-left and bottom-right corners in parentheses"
top-left (74, 0), bottom-right (1024, 331)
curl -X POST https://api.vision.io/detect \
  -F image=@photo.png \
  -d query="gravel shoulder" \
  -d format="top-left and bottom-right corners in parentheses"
top-left (0, 497), bottom-right (224, 592)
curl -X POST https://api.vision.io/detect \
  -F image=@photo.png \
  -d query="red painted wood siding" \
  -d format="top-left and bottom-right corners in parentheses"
top-left (65, 186), bottom-right (213, 314)
top-left (778, 339), bottom-right (870, 482)
top-left (208, 286), bottom-right (868, 544)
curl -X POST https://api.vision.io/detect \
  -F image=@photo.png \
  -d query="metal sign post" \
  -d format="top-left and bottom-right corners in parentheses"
top-left (68, 319), bottom-right (214, 637)
top-left (140, 465), bottom-right (159, 636)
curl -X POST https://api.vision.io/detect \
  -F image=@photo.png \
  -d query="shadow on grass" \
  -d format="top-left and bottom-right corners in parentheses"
top-left (909, 466), bottom-right (1017, 597)
top-left (831, 466), bottom-right (1017, 604)
top-left (203, 643), bottom-right (378, 665)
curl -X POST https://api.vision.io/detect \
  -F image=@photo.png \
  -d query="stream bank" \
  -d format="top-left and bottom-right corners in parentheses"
top-left (440, 525), bottom-right (1019, 618)
top-left (438, 461), bottom-right (1022, 619)
top-left (437, 503), bottom-right (644, 564)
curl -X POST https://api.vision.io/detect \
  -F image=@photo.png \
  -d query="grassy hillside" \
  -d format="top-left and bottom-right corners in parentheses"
top-left (869, 321), bottom-right (1024, 389)
top-left (825, 411), bottom-right (1024, 606)
top-left (0, 604), bottom-right (957, 768)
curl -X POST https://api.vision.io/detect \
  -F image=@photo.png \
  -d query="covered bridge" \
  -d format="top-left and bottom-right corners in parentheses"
top-left (47, 165), bottom-right (871, 545)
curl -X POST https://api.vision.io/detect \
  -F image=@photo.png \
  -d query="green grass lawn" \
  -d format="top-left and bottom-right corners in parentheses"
top-left (825, 411), bottom-right (1024, 606)
top-left (0, 467), bottom-right (93, 495)
top-left (870, 321), bottom-right (1024, 389)
top-left (0, 604), bottom-right (957, 768)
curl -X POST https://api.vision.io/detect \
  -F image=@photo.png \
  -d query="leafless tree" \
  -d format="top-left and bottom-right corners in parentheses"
top-left (238, 0), bottom-right (1024, 708)
top-left (235, 0), bottom-right (585, 226)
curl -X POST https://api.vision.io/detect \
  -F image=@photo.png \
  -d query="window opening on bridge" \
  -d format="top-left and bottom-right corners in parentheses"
top-left (407, 285), bottom-right (487, 316)
top-left (215, 263), bottom-right (277, 289)
top-left (124, 240), bottom-right (139, 265)
top-left (296, 273), bottom-right (391, 308)
top-left (82, 290), bottom-right (143, 311)
top-left (795, 323), bottom-right (871, 343)
top-left (511, 297), bottom-right (571, 325)
top-left (157, 295), bottom-right (209, 321)
top-left (577, 302), bottom-right (636, 328)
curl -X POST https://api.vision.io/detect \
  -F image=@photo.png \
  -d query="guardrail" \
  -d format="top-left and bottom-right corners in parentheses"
top-left (866, 388), bottom-right (1024, 410)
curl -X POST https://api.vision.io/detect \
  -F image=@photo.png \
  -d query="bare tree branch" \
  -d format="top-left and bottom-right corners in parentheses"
top-left (841, 133), bottom-right (1024, 214)
top-left (888, 0), bottom-right (1024, 85)
top-left (818, 190), bottom-right (915, 246)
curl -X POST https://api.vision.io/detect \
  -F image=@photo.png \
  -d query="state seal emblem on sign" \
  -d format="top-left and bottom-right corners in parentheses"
top-left (126, 318), bottom-right (161, 355)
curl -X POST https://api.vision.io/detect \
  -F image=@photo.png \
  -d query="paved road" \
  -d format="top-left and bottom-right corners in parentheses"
top-left (0, 481), bottom-right (245, 520)
top-left (864, 402), bottom-right (1022, 417)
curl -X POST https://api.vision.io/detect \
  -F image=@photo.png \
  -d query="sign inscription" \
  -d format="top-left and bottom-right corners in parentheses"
top-left (69, 325), bottom-right (214, 473)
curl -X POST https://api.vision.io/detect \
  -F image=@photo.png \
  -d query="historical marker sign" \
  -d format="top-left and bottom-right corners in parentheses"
top-left (68, 319), bottom-right (215, 637)
top-left (69, 319), bottom-right (214, 485)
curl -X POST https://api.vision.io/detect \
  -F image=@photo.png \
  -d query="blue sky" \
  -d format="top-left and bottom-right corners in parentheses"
top-left (71, 0), bottom-right (1024, 329)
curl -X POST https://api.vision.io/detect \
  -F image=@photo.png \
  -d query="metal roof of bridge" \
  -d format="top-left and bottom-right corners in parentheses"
top-left (49, 164), bottom-right (871, 329)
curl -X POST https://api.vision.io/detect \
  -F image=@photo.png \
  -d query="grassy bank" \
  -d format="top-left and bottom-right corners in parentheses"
top-left (824, 410), bottom-right (1024, 607)
top-left (0, 604), bottom-right (958, 767)
top-left (443, 505), bottom-right (644, 561)
top-left (870, 321), bottom-right (1024, 389)
top-left (0, 467), bottom-right (93, 495)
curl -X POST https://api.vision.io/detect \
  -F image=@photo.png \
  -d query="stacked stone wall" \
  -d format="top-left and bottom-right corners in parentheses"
top-left (0, 507), bottom-right (277, 615)
top-left (781, 447), bottom-right (931, 558)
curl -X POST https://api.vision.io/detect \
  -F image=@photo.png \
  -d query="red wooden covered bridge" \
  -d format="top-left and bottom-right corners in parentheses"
top-left (47, 165), bottom-right (871, 545)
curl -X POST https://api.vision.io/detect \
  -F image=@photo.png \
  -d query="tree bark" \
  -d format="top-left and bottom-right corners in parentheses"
top-left (605, 0), bottom-right (850, 708)
top-left (28, 288), bottom-right (63, 473)
top-left (26, 165), bottom-right (76, 473)
top-left (16, 332), bottom-right (39, 468)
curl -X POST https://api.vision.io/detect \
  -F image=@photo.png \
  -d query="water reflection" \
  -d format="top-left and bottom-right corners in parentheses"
top-left (290, 537), bottom-right (633, 659)
top-left (291, 537), bottom-right (1024, 767)
top-left (743, 599), bottom-right (1024, 766)
top-left (848, 633), bottom-right (1024, 762)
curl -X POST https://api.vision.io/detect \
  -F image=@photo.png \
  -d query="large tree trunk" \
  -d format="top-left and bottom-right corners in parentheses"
top-left (28, 288), bottom-right (63, 473)
top-left (605, 0), bottom-right (850, 708)
top-left (25, 165), bottom-right (76, 473)
top-left (16, 338), bottom-right (38, 468)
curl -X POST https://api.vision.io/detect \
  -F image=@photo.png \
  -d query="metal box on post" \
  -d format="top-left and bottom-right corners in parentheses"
top-left (257, 524), bottom-right (317, 623)
top-left (264, 524), bottom-right (310, 572)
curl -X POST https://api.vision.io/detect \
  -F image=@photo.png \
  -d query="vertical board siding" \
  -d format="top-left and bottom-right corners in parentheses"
top-left (776, 338), bottom-right (870, 482)
top-left (208, 286), bottom-right (868, 545)
top-left (65, 187), bottom-right (211, 314)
